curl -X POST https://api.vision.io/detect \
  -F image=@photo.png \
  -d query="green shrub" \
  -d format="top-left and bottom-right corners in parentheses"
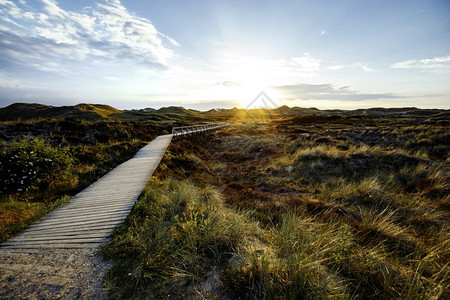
top-left (0, 137), bottom-right (77, 196)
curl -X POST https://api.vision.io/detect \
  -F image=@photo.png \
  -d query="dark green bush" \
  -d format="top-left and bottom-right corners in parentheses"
top-left (0, 137), bottom-right (76, 196)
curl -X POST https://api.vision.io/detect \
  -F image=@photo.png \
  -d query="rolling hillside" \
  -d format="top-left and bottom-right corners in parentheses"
top-left (1, 102), bottom-right (448, 124)
top-left (0, 103), bottom-right (122, 121)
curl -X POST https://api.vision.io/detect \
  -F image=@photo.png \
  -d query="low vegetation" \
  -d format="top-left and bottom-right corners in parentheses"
top-left (101, 178), bottom-right (259, 298)
top-left (104, 110), bottom-right (449, 299)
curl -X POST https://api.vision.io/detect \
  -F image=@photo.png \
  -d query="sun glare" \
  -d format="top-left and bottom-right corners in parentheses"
top-left (214, 55), bottom-right (278, 108)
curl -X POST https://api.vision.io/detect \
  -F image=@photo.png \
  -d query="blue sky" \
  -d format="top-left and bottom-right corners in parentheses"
top-left (0, 0), bottom-right (449, 110)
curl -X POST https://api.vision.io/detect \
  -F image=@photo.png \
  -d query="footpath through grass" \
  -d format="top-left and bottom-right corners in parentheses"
top-left (0, 120), bottom-right (158, 243)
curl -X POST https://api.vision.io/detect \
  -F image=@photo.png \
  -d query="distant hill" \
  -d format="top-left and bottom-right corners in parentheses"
top-left (154, 106), bottom-right (200, 115)
top-left (147, 106), bottom-right (206, 123)
top-left (0, 103), bottom-right (123, 121)
top-left (0, 103), bottom-right (207, 123)
top-left (343, 107), bottom-right (446, 117)
top-left (274, 105), bottom-right (323, 115)
top-left (74, 104), bottom-right (122, 118)
top-left (0, 102), bottom-right (447, 123)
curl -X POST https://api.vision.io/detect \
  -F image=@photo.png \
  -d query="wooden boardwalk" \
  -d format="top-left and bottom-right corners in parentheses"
top-left (1, 134), bottom-right (173, 250)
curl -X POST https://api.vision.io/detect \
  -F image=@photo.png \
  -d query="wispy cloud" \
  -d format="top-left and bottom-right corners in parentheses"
top-left (290, 53), bottom-right (321, 72)
top-left (214, 81), bottom-right (241, 87)
top-left (271, 83), bottom-right (406, 101)
top-left (391, 55), bottom-right (450, 74)
top-left (326, 65), bottom-right (344, 70)
top-left (351, 62), bottom-right (373, 72)
top-left (0, 0), bottom-right (178, 76)
top-left (326, 62), bottom-right (373, 72)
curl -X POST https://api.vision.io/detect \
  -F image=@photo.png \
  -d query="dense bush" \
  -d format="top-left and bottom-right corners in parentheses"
top-left (0, 137), bottom-right (76, 196)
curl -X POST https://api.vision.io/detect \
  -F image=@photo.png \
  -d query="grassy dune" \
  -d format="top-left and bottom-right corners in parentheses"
top-left (103, 113), bottom-right (449, 299)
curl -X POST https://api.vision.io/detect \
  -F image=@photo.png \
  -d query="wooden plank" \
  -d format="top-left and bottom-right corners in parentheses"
top-left (42, 208), bottom-right (133, 221)
top-left (9, 232), bottom-right (113, 242)
top-left (11, 229), bottom-right (113, 239)
top-left (67, 191), bottom-right (143, 199)
top-left (31, 211), bottom-right (128, 225)
top-left (61, 199), bottom-right (138, 208)
top-left (37, 211), bottom-right (130, 225)
top-left (8, 237), bottom-right (110, 245)
top-left (2, 240), bottom-right (108, 248)
top-left (44, 205), bottom-right (131, 216)
top-left (24, 217), bottom-right (124, 233)
top-left (11, 228), bottom-right (116, 240)
top-left (43, 203), bottom-right (134, 216)
top-left (18, 223), bottom-right (119, 235)
top-left (18, 223), bottom-right (117, 233)
top-left (24, 219), bottom-right (123, 231)
top-left (25, 215), bottom-right (126, 231)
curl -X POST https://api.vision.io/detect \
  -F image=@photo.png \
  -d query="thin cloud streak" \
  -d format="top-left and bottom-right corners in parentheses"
top-left (290, 53), bottom-right (321, 72)
top-left (391, 55), bottom-right (450, 74)
top-left (271, 83), bottom-right (407, 102)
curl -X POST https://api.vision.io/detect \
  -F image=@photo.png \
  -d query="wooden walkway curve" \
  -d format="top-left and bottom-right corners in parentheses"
top-left (0, 123), bottom-right (227, 250)
top-left (1, 134), bottom-right (173, 250)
